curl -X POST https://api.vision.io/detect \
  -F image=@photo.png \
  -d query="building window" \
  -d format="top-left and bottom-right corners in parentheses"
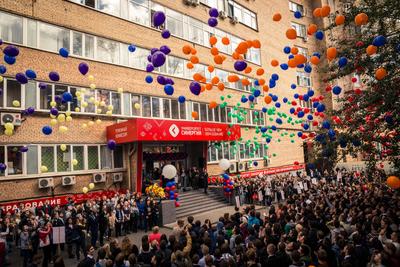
top-left (97, 37), bottom-right (120, 64)
top-left (111, 92), bottom-right (121, 114)
top-left (2, 79), bottom-right (22, 108)
top-left (129, 46), bottom-right (147, 70)
top-left (73, 0), bottom-right (95, 8)
top-left (188, 18), bottom-right (204, 45)
top-left (27, 145), bottom-right (38, 175)
top-left (166, 9), bottom-right (183, 38)
top-left (289, 1), bottom-right (304, 13)
top-left (97, 0), bottom-right (121, 16)
top-left (291, 22), bottom-right (306, 38)
top-left (41, 146), bottom-right (55, 173)
top-left (73, 146), bottom-right (85, 171)
top-left (200, 103), bottom-right (207, 121)
top-left (0, 12), bottom-right (23, 44)
top-left (55, 85), bottom-right (68, 111)
top-left (6, 146), bottom-right (23, 175)
top-left (297, 72), bottom-right (311, 87)
top-left (0, 147), bottom-right (4, 176)
top-left (192, 103), bottom-right (200, 121)
top-left (142, 96), bottom-right (151, 117)
top-left (128, 0), bottom-right (150, 26)
top-left (97, 90), bottom-right (110, 114)
top-left (296, 46), bottom-right (309, 58)
top-left (227, 1), bottom-right (257, 29)
top-left (83, 89), bottom-right (96, 113)
top-left (113, 145), bottom-right (124, 168)
top-left (39, 23), bottom-right (70, 52)
top-left (179, 102), bottom-right (186, 120)
top-left (151, 97), bottom-right (160, 117)
top-left (207, 106), bottom-right (214, 122)
top-left (209, 145), bottom-right (217, 162)
top-left (167, 57), bottom-right (184, 77)
top-left (57, 145), bottom-right (71, 172)
top-left (72, 32), bottom-right (83, 56)
top-left (88, 146), bottom-right (100, 170)
top-left (27, 19), bottom-right (37, 47)
top-left (39, 83), bottom-right (53, 110)
top-left (131, 94), bottom-right (141, 116)
top-left (85, 34), bottom-right (95, 58)
top-left (100, 145), bottom-right (112, 169)
top-left (162, 98), bottom-right (171, 118)
top-left (171, 99), bottom-right (179, 120)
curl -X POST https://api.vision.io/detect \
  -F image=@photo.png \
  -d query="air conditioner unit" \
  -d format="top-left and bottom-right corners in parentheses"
top-left (238, 162), bottom-right (246, 172)
top-left (230, 16), bottom-right (239, 24)
top-left (1, 113), bottom-right (22, 126)
top-left (229, 162), bottom-right (237, 173)
top-left (93, 173), bottom-right (106, 183)
top-left (62, 176), bottom-right (76, 186)
top-left (191, 0), bottom-right (200, 6)
top-left (112, 172), bottom-right (123, 183)
top-left (219, 10), bottom-right (227, 19)
top-left (183, 0), bottom-right (192, 5)
top-left (38, 178), bottom-right (54, 189)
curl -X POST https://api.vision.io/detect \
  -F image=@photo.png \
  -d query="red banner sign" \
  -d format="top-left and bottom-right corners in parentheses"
top-left (0, 189), bottom-right (126, 214)
top-left (107, 118), bottom-right (241, 143)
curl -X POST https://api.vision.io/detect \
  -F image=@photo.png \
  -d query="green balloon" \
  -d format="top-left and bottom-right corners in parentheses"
top-left (220, 96), bottom-right (225, 101)
top-left (227, 95), bottom-right (232, 99)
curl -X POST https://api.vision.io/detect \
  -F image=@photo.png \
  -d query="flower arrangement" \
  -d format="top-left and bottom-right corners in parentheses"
top-left (145, 183), bottom-right (166, 198)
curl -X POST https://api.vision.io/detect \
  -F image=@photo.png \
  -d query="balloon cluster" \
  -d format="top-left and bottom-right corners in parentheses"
top-left (82, 182), bottom-right (95, 194)
top-left (222, 173), bottom-right (234, 196)
top-left (145, 183), bottom-right (166, 198)
top-left (165, 180), bottom-right (180, 207)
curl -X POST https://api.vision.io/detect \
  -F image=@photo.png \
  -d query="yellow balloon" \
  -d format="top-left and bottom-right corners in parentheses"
top-left (89, 97), bottom-right (95, 103)
top-left (89, 183), bottom-right (95, 189)
top-left (88, 121), bottom-right (94, 126)
top-left (66, 116), bottom-right (73, 122)
top-left (4, 129), bottom-right (13, 136)
top-left (12, 100), bottom-right (20, 107)
top-left (100, 101), bottom-right (106, 107)
top-left (60, 144), bottom-right (67, 151)
top-left (0, 76), bottom-right (3, 82)
top-left (50, 119), bottom-right (58, 126)
top-left (59, 126), bottom-right (68, 133)
top-left (82, 102), bottom-right (88, 108)
top-left (80, 88), bottom-right (86, 94)
top-left (4, 122), bottom-right (14, 131)
top-left (82, 187), bottom-right (88, 194)
top-left (40, 165), bottom-right (48, 173)
top-left (96, 119), bottom-right (102, 124)
top-left (134, 103), bottom-right (140, 110)
top-left (94, 101), bottom-right (100, 106)
top-left (72, 159), bottom-right (78, 166)
top-left (75, 107), bottom-right (80, 112)
top-left (81, 123), bottom-right (88, 128)
top-left (117, 88), bottom-right (123, 93)
top-left (89, 83), bottom-right (96, 90)
top-left (107, 105), bottom-right (113, 111)
top-left (77, 96), bottom-right (82, 101)
top-left (88, 75), bottom-right (95, 81)
top-left (66, 111), bottom-right (72, 116)
top-left (50, 101), bottom-right (56, 107)
top-left (96, 109), bottom-right (102, 114)
top-left (57, 114), bottom-right (66, 123)
top-left (106, 110), bottom-right (112, 116)
top-left (76, 91), bottom-right (81, 97)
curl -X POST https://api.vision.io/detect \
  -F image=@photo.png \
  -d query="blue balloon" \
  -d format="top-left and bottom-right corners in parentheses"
top-left (315, 30), bottom-right (324, 40)
top-left (15, 73), bottom-right (28, 84)
top-left (275, 102), bottom-right (281, 108)
top-left (290, 108), bottom-right (295, 114)
top-left (307, 114), bottom-right (313, 120)
top-left (241, 97), bottom-right (248, 103)
top-left (178, 96), bottom-right (186, 103)
top-left (316, 103), bottom-right (325, 112)
top-left (280, 63), bottom-right (289, 70)
top-left (372, 35), bottom-right (387, 47)
top-left (128, 44), bottom-right (136, 52)
top-left (25, 69), bottom-right (37, 79)
top-left (312, 52), bottom-right (321, 58)
top-left (328, 129), bottom-right (336, 137)
top-left (297, 132), bottom-right (303, 137)
top-left (161, 29), bottom-right (171, 39)
top-left (0, 65), bottom-right (6, 74)
top-left (332, 86), bottom-right (342, 95)
top-left (145, 75), bottom-right (153, 83)
top-left (222, 173), bottom-right (229, 180)
top-left (291, 84), bottom-right (297, 89)
top-left (283, 46), bottom-right (291, 54)
top-left (294, 11), bottom-right (302, 18)
top-left (313, 102), bottom-right (320, 108)
top-left (297, 64), bottom-right (304, 69)
top-left (303, 124), bottom-right (309, 130)
top-left (271, 125), bottom-right (277, 131)
top-left (4, 55), bottom-right (16, 65)
top-left (253, 161), bottom-right (258, 167)
top-left (62, 92), bottom-right (73, 102)
top-left (272, 95), bottom-right (278, 101)
top-left (297, 111), bottom-right (304, 118)
top-left (322, 120), bottom-right (331, 129)
top-left (261, 127), bottom-right (267, 133)
top-left (338, 57), bottom-right (348, 68)
top-left (283, 97), bottom-right (288, 103)
top-left (269, 79), bottom-right (276, 88)
top-left (276, 118), bottom-right (282, 124)
top-left (59, 48), bottom-right (69, 58)
top-left (254, 80), bottom-right (259, 86)
top-left (253, 89), bottom-right (261, 97)
top-left (42, 126), bottom-right (52, 135)
top-left (304, 64), bottom-right (312, 73)
top-left (294, 93), bottom-right (299, 99)
top-left (271, 73), bottom-right (279, 81)
top-left (49, 71), bottom-right (60, 82)
top-left (262, 107), bottom-right (267, 113)
top-left (303, 94), bottom-right (309, 101)
top-left (288, 55), bottom-right (295, 59)
top-left (307, 90), bottom-right (314, 97)
top-left (248, 95), bottom-right (255, 102)
top-left (3, 45), bottom-right (19, 57)
top-left (164, 84), bottom-right (174, 95)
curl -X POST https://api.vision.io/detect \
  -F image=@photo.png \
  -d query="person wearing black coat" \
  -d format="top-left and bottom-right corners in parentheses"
top-left (87, 209), bottom-right (99, 248)
top-left (65, 217), bottom-right (80, 260)
top-left (77, 245), bottom-right (95, 267)
top-left (98, 203), bottom-right (108, 246)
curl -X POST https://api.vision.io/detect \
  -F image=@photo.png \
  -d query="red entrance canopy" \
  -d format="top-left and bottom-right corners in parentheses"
top-left (106, 118), bottom-right (241, 144)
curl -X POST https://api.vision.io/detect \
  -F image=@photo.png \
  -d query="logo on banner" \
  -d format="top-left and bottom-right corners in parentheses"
top-left (169, 124), bottom-right (180, 137)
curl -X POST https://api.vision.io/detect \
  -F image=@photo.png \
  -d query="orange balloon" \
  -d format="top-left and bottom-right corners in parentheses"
top-left (222, 37), bottom-right (230, 45)
top-left (193, 73), bottom-right (204, 82)
top-left (375, 68), bottom-right (387, 80)
top-left (244, 66), bottom-right (252, 74)
top-left (320, 5), bottom-right (331, 17)
top-left (291, 47), bottom-right (299, 55)
top-left (288, 59), bottom-right (297, 68)
top-left (205, 83), bottom-right (213, 90)
top-left (190, 48), bottom-right (197, 55)
top-left (200, 85), bottom-right (205, 92)
top-left (264, 95), bottom-right (272, 104)
top-left (217, 82), bottom-right (225, 91)
top-left (387, 176), bottom-right (400, 189)
top-left (335, 15), bottom-right (345, 25)
top-left (207, 65), bottom-right (215, 73)
top-left (186, 62), bottom-right (194, 69)
top-left (366, 45), bottom-right (377, 55)
top-left (326, 47), bottom-right (337, 60)
top-left (308, 24), bottom-right (318, 35)
top-left (192, 111), bottom-right (199, 119)
top-left (236, 42), bottom-right (249, 54)
top-left (313, 8), bottom-right (322, 17)
top-left (182, 45), bottom-right (192, 55)
top-left (190, 56), bottom-right (199, 64)
top-left (273, 13), bottom-right (282, 21)
top-left (252, 40), bottom-right (261, 48)
top-left (211, 76), bottom-right (220, 85)
top-left (286, 28), bottom-right (297, 40)
top-left (209, 101), bottom-right (218, 109)
top-left (355, 13), bottom-right (368, 26)
top-left (271, 59), bottom-right (279, 67)
top-left (228, 75), bottom-right (240, 83)
top-left (246, 40), bottom-right (253, 48)
top-left (209, 36), bottom-right (217, 46)
top-left (210, 47), bottom-right (219, 56)
top-left (258, 79), bottom-right (265, 86)
top-left (262, 85), bottom-right (269, 92)
top-left (294, 54), bottom-right (307, 64)
top-left (214, 55), bottom-right (223, 64)
top-left (310, 56), bottom-right (320, 65)
top-left (256, 68), bottom-right (265, 76)
top-left (241, 79), bottom-right (250, 86)
top-left (232, 52), bottom-right (241, 60)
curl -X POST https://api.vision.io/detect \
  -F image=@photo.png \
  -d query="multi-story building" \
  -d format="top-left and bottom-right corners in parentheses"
top-left (0, 0), bottom-right (331, 207)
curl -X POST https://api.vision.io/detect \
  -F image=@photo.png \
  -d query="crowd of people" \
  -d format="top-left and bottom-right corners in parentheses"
top-left (0, 169), bottom-right (399, 267)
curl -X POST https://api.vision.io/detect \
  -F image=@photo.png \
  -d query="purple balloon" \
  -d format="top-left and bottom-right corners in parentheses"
top-left (107, 139), bottom-right (117, 150)
top-left (209, 8), bottom-right (219, 17)
top-left (234, 61), bottom-right (247, 72)
top-left (3, 45), bottom-right (19, 57)
top-left (49, 71), bottom-right (60, 81)
top-left (50, 107), bottom-right (59, 116)
top-left (19, 146), bottom-right (29, 153)
top-left (27, 107), bottom-right (35, 114)
top-left (39, 82), bottom-right (48, 89)
top-left (151, 48), bottom-right (159, 55)
top-left (157, 75), bottom-right (166, 85)
top-left (153, 11), bottom-right (166, 27)
top-left (0, 163), bottom-right (6, 171)
top-left (147, 54), bottom-right (152, 62)
top-left (208, 17), bottom-right (218, 27)
top-left (165, 77), bottom-right (174, 85)
top-left (15, 73), bottom-right (28, 84)
top-left (55, 95), bottom-right (62, 102)
top-left (161, 29), bottom-right (171, 39)
top-left (190, 81), bottom-right (201, 95)
top-left (151, 51), bottom-right (166, 68)
top-left (146, 64), bottom-right (154, 72)
top-left (78, 62), bottom-right (89, 75)
top-left (160, 45), bottom-right (171, 55)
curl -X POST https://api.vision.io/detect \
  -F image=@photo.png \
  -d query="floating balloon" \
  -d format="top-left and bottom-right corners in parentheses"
top-left (375, 68), bottom-right (387, 80)
top-left (4, 55), bottom-right (16, 65)
top-left (372, 35), bottom-right (387, 47)
top-left (42, 126), bottom-right (53, 135)
top-left (234, 61), bottom-right (247, 72)
top-left (178, 96), bottom-right (186, 103)
top-left (39, 82), bottom-right (47, 90)
top-left (294, 11), bottom-right (302, 19)
top-left (153, 11), bottom-right (166, 27)
top-left (273, 13), bottom-right (282, 21)
top-left (338, 57), bottom-right (348, 68)
top-left (151, 51), bottom-right (166, 68)
top-left (189, 81), bottom-right (201, 95)
top-left (0, 163), bottom-right (6, 171)
top-left (219, 158), bottom-right (230, 170)
top-left (89, 183), bottom-right (95, 189)
top-left (326, 47), bottom-right (337, 60)
top-left (62, 92), bottom-right (73, 102)
top-left (78, 62), bottom-right (89, 76)
top-left (315, 30), bottom-right (324, 40)
top-left (0, 65), bottom-right (6, 74)
top-left (161, 29), bottom-right (171, 39)
top-left (59, 48), bottom-right (69, 58)
top-left (128, 44), bottom-right (136, 52)
top-left (145, 75), bottom-right (153, 83)
top-left (107, 139), bottom-right (116, 150)
top-left (335, 15), bottom-right (345, 25)
top-left (387, 176), bottom-right (400, 189)
top-left (49, 71), bottom-right (60, 81)
top-left (82, 187), bottom-right (88, 194)
top-left (286, 28), bottom-right (297, 40)
top-left (146, 64), bottom-right (154, 72)
top-left (25, 69), bottom-right (37, 79)
top-left (366, 45), bottom-right (377, 55)
top-left (162, 164), bottom-right (177, 179)
top-left (3, 45), bottom-right (19, 57)
top-left (209, 8), bottom-right (219, 17)
top-left (208, 17), bottom-right (218, 27)
top-left (164, 84), bottom-right (174, 95)
top-left (160, 45), bottom-right (171, 55)
top-left (15, 73), bottom-right (28, 84)
top-left (354, 12), bottom-right (368, 26)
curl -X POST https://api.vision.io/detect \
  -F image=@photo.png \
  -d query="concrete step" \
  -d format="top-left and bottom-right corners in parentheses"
top-left (176, 202), bottom-right (230, 218)
top-left (178, 192), bottom-right (224, 202)
top-left (177, 197), bottom-right (227, 211)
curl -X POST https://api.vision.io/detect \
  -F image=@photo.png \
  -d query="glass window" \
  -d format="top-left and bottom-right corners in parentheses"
top-left (97, 0), bottom-right (121, 16)
top-left (291, 22), bottom-right (306, 38)
top-left (0, 146), bottom-right (4, 176)
top-left (129, 46), bottom-right (148, 69)
top-left (123, 93), bottom-right (131, 116)
top-left (192, 103), bottom-right (200, 121)
top-left (57, 145), bottom-right (71, 172)
top-left (179, 102), bottom-right (186, 120)
top-left (166, 9), bottom-right (183, 37)
top-left (163, 98), bottom-right (171, 118)
top-left (216, 145), bottom-right (222, 160)
top-left (41, 146), bottom-right (55, 173)
top-left (55, 85), bottom-right (68, 111)
top-left (97, 90), bottom-right (110, 114)
top-left (83, 89), bottom-right (96, 113)
top-left (151, 97), bottom-right (160, 117)
top-left (25, 81), bottom-right (37, 109)
top-left (27, 19), bottom-right (37, 47)
top-left (142, 96), bottom-right (151, 117)
top-left (6, 146), bottom-right (23, 175)
top-left (69, 87), bottom-right (79, 112)
top-left (40, 83), bottom-right (53, 110)
top-left (97, 37), bottom-right (120, 64)
top-left (200, 103), bottom-right (207, 121)
top-left (289, 2), bottom-right (304, 13)
top-left (85, 35), bottom-right (95, 58)
top-left (229, 144), bottom-right (236, 160)
top-left (113, 145), bottom-right (124, 168)
top-left (209, 146), bottom-right (217, 162)
top-left (226, 107), bottom-right (232, 123)
top-left (207, 106), bottom-right (214, 122)
top-left (6, 79), bottom-right (21, 108)
top-left (220, 106), bottom-right (227, 122)
top-left (214, 106), bottom-right (220, 122)
top-left (72, 32), bottom-right (83, 56)
top-left (171, 99), bottom-right (179, 119)
top-left (223, 143), bottom-right (229, 159)
top-left (131, 94), bottom-right (141, 116)
top-left (188, 18), bottom-right (204, 45)
top-left (74, 0), bottom-right (95, 8)
top-left (72, 146), bottom-right (84, 171)
top-left (111, 92), bottom-right (121, 114)
top-left (39, 23), bottom-right (69, 52)
top-left (26, 145), bottom-right (38, 175)
top-left (167, 57), bottom-right (184, 77)
top-left (0, 12), bottom-right (23, 44)
top-left (100, 145), bottom-right (112, 169)
top-left (88, 146), bottom-right (99, 170)
top-left (128, 0), bottom-right (150, 26)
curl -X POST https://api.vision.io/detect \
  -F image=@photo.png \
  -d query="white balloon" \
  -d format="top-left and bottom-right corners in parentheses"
top-left (162, 164), bottom-right (177, 179)
top-left (219, 158), bottom-right (231, 170)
